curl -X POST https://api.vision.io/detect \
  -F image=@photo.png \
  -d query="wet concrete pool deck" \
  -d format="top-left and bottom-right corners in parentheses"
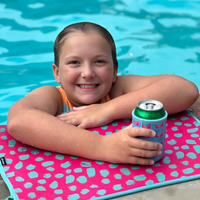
top-left (1, 95), bottom-right (200, 200)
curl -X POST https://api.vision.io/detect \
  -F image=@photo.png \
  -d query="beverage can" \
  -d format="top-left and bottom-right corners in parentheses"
top-left (132, 100), bottom-right (168, 162)
top-left (134, 99), bottom-right (166, 119)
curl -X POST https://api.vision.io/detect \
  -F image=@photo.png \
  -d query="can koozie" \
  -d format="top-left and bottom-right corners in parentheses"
top-left (132, 109), bottom-right (168, 162)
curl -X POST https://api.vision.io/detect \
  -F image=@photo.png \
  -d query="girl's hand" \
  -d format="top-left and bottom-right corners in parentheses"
top-left (57, 104), bottom-right (113, 129)
top-left (101, 125), bottom-right (163, 165)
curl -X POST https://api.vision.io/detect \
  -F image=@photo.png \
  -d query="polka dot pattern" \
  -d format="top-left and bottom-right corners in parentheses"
top-left (0, 111), bottom-right (200, 200)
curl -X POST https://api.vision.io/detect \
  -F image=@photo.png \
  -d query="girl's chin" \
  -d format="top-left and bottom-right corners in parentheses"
top-left (76, 98), bottom-right (101, 106)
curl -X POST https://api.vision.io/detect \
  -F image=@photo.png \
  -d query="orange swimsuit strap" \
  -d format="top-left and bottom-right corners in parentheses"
top-left (56, 86), bottom-right (111, 111)
top-left (57, 86), bottom-right (73, 110)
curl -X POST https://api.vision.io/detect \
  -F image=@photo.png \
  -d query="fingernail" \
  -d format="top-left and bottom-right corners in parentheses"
top-left (150, 160), bottom-right (154, 165)
top-left (158, 150), bottom-right (162, 155)
top-left (151, 131), bottom-right (156, 137)
top-left (158, 144), bottom-right (163, 150)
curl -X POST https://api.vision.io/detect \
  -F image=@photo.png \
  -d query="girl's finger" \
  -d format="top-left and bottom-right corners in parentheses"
top-left (128, 127), bottom-right (156, 138)
top-left (57, 111), bottom-right (74, 118)
top-left (64, 118), bottom-right (81, 126)
top-left (77, 124), bottom-right (85, 129)
top-left (58, 117), bottom-right (65, 121)
top-left (130, 147), bottom-right (162, 158)
top-left (123, 124), bottom-right (132, 130)
top-left (57, 113), bottom-right (69, 118)
top-left (129, 156), bottom-right (155, 165)
top-left (73, 106), bottom-right (87, 111)
top-left (129, 138), bottom-right (162, 151)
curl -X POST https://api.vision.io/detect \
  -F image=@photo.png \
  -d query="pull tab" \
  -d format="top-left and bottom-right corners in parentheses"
top-left (145, 103), bottom-right (156, 110)
top-left (0, 157), bottom-right (7, 165)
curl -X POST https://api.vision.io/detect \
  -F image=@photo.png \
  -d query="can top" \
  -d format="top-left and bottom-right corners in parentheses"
top-left (138, 100), bottom-right (163, 111)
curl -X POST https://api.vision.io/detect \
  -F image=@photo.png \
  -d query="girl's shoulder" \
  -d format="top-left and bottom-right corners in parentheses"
top-left (24, 85), bottom-right (63, 115)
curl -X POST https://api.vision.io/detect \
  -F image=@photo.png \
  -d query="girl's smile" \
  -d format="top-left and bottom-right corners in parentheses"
top-left (77, 84), bottom-right (99, 90)
top-left (53, 32), bottom-right (117, 107)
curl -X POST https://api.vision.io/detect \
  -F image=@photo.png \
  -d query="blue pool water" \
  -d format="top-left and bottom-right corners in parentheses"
top-left (0, 0), bottom-right (200, 125)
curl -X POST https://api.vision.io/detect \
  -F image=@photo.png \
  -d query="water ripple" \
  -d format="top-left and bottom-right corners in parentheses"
top-left (0, 0), bottom-right (200, 123)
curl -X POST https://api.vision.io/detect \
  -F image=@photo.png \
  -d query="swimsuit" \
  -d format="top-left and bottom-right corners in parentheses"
top-left (57, 86), bottom-right (111, 113)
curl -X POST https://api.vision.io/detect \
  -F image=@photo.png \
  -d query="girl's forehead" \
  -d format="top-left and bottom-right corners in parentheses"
top-left (64, 31), bottom-right (107, 44)
top-left (61, 32), bottom-right (111, 51)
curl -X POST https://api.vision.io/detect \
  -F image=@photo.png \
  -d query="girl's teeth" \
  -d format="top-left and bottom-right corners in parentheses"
top-left (79, 85), bottom-right (97, 88)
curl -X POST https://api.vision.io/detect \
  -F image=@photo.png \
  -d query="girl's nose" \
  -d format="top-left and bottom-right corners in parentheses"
top-left (81, 64), bottom-right (95, 79)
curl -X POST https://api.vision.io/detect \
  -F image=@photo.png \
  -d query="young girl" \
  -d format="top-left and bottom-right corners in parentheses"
top-left (7, 22), bottom-right (199, 165)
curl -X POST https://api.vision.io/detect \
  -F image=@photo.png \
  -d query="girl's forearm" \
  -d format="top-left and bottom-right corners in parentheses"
top-left (7, 108), bottom-right (106, 161)
top-left (107, 76), bottom-right (198, 121)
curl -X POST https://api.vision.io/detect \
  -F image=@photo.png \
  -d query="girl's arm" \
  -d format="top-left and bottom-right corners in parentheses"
top-left (108, 74), bottom-right (199, 120)
top-left (58, 74), bottom-right (199, 128)
top-left (7, 86), bottom-right (102, 159)
top-left (7, 86), bottom-right (162, 165)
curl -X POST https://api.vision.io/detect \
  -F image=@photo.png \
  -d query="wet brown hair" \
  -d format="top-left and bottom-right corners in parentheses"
top-left (54, 22), bottom-right (118, 70)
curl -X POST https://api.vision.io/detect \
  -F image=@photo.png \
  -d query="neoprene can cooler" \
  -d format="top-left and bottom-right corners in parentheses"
top-left (132, 100), bottom-right (168, 162)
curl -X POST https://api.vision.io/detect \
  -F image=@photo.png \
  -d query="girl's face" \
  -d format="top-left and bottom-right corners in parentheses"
top-left (53, 32), bottom-right (117, 107)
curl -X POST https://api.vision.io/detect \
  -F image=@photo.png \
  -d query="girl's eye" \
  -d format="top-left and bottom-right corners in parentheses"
top-left (95, 60), bottom-right (105, 64)
top-left (70, 60), bottom-right (79, 65)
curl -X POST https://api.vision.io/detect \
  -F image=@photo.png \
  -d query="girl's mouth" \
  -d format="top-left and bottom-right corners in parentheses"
top-left (78, 84), bottom-right (99, 89)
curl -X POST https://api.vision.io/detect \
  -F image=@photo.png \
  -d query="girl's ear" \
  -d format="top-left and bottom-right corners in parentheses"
top-left (52, 63), bottom-right (61, 84)
top-left (112, 67), bottom-right (118, 83)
